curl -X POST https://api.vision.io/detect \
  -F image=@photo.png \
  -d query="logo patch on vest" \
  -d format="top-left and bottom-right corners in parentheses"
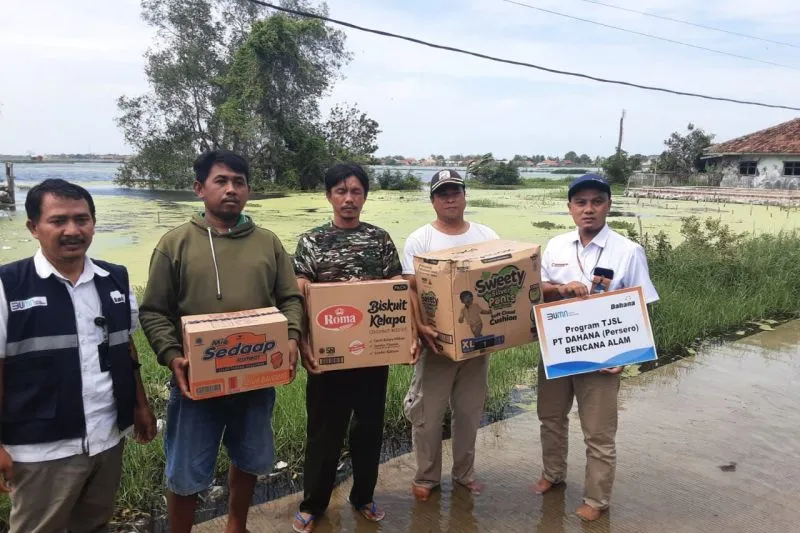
top-left (110, 291), bottom-right (126, 304)
top-left (9, 296), bottom-right (48, 312)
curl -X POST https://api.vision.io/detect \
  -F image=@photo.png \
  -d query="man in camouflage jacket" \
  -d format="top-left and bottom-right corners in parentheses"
top-left (291, 163), bottom-right (420, 532)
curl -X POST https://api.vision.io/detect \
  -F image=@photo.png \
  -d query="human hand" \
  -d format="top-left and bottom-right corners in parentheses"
top-left (168, 357), bottom-right (191, 398)
top-left (419, 324), bottom-right (439, 353)
top-left (558, 282), bottom-right (589, 299)
top-left (409, 335), bottom-right (422, 365)
top-left (133, 404), bottom-right (157, 444)
top-left (0, 446), bottom-right (13, 493)
top-left (288, 339), bottom-right (299, 380)
top-left (599, 366), bottom-right (624, 375)
top-left (300, 337), bottom-right (322, 375)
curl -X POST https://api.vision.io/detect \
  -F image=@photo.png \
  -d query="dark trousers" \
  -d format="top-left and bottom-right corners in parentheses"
top-left (299, 365), bottom-right (389, 516)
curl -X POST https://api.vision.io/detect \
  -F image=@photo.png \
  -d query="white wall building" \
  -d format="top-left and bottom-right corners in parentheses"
top-left (703, 118), bottom-right (800, 189)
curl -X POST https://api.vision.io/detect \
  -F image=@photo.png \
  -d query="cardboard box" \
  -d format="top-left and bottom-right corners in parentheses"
top-left (413, 240), bottom-right (542, 361)
top-left (181, 307), bottom-right (292, 399)
top-left (305, 280), bottom-right (413, 371)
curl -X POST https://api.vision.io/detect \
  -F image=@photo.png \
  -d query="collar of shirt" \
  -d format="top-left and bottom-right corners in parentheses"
top-left (33, 249), bottom-right (110, 286)
top-left (569, 224), bottom-right (611, 251)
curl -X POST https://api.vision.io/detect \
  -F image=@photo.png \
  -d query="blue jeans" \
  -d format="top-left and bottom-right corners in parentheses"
top-left (164, 385), bottom-right (276, 496)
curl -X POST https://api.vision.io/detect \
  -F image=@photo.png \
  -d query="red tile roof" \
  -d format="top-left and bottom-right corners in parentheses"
top-left (705, 118), bottom-right (800, 155)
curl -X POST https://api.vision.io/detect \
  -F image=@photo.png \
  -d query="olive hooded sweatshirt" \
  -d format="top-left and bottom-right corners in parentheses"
top-left (139, 213), bottom-right (304, 368)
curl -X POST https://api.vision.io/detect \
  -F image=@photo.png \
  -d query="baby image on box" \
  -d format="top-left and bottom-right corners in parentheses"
top-left (458, 290), bottom-right (492, 337)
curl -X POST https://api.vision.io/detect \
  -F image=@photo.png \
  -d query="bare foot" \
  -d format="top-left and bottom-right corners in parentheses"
top-left (457, 480), bottom-right (486, 495)
top-left (532, 477), bottom-right (559, 495)
top-left (575, 503), bottom-right (603, 521)
top-left (412, 483), bottom-right (432, 502)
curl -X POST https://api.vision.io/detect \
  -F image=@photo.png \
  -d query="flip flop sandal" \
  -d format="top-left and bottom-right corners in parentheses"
top-left (292, 511), bottom-right (317, 533)
top-left (354, 501), bottom-right (385, 522)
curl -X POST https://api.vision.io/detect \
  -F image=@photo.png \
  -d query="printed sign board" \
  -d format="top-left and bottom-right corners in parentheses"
top-left (534, 287), bottom-right (656, 379)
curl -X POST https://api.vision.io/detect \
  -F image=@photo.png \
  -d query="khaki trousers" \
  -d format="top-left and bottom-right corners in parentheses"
top-left (404, 350), bottom-right (490, 488)
top-left (537, 362), bottom-right (620, 509)
top-left (9, 441), bottom-right (125, 533)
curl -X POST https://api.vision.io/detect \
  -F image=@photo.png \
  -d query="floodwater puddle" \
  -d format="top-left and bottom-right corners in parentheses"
top-left (187, 320), bottom-right (800, 533)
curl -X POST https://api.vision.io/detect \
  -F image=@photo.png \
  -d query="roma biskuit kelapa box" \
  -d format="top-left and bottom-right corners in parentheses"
top-left (181, 307), bottom-right (292, 399)
top-left (305, 279), bottom-right (413, 371)
top-left (413, 240), bottom-right (542, 361)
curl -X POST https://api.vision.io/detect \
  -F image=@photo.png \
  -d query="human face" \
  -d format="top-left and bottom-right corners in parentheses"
top-left (193, 163), bottom-right (249, 222)
top-left (26, 193), bottom-right (95, 264)
top-left (326, 175), bottom-right (366, 224)
top-left (568, 188), bottom-right (611, 235)
top-left (431, 185), bottom-right (466, 223)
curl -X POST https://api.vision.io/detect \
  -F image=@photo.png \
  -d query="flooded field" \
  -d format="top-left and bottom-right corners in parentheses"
top-left (2, 184), bottom-right (799, 285)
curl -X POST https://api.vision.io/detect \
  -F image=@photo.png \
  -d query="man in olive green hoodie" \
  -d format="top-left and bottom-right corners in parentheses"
top-left (139, 150), bottom-right (303, 533)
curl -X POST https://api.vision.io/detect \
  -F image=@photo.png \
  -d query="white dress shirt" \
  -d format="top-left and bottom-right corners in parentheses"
top-left (541, 224), bottom-right (659, 304)
top-left (0, 250), bottom-right (138, 462)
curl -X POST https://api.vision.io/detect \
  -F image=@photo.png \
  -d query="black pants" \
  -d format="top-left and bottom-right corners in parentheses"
top-left (299, 365), bottom-right (389, 516)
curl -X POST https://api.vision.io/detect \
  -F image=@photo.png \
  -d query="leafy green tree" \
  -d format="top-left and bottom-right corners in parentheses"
top-left (219, 11), bottom-right (349, 189)
top-left (468, 154), bottom-right (521, 186)
top-left (657, 123), bottom-right (715, 174)
top-left (564, 151), bottom-right (578, 162)
top-left (373, 169), bottom-right (421, 191)
top-left (323, 104), bottom-right (380, 164)
top-left (578, 153), bottom-right (592, 165)
top-left (601, 150), bottom-right (642, 184)
top-left (116, 0), bottom-right (264, 188)
top-left (116, 0), bottom-right (377, 190)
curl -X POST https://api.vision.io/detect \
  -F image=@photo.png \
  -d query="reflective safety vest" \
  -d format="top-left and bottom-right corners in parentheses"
top-left (0, 257), bottom-right (136, 445)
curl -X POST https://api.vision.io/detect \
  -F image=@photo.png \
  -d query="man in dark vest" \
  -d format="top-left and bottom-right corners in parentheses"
top-left (0, 179), bottom-right (157, 532)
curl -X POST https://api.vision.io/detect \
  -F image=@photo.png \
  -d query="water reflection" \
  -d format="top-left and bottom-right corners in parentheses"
top-left (404, 486), bottom-right (479, 533)
top-left (536, 483), bottom-right (566, 533)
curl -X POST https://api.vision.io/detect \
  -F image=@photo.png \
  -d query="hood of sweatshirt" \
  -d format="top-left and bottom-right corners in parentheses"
top-left (190, 212), bottom-right (255, 238)
top-left (190, 212), bottom-right (257, 300)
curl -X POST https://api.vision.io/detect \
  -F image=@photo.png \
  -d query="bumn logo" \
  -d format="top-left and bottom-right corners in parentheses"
top-left (316, 305), bottom-right (363, 331)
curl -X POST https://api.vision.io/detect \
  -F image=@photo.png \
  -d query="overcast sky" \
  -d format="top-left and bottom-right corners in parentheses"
top-left (1, 0), bottom-right (799, 158)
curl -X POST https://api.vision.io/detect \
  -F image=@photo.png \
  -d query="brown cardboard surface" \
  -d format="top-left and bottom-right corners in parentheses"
top-left (413, 240), bottom-right (542, 360)
top-left (180, 307), bottom-right (291, 399)
top-left (306, 280), bottom-right (413, 371)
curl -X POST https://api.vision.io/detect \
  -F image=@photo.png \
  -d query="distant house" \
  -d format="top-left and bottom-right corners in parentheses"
top-left (703, 118), bottom-right (800, 189)
top-left (537, 159), bottom-right (558, 168)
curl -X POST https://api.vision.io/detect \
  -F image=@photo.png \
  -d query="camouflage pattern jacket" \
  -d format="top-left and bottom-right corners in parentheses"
top-left (293, 222), bottom-right (403, 282)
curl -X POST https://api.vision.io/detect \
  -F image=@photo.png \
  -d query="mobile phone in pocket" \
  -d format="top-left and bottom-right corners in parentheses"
top-left (591, 267), bottom-right (615, 294)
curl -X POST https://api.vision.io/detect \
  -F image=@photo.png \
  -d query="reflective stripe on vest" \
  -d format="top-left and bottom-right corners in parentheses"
top-left (108, 330), bottom-right (129, 348)
top-left (6, 334), bottom-right (79, 357)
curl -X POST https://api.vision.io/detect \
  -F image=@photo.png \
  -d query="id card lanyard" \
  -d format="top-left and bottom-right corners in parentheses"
top-left (575, 241), bottom-right (605, 284)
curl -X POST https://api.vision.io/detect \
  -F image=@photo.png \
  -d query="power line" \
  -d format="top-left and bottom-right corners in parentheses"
top-left (574, 0), bottom-right (800, 50)
top-left (501, 0), bottom-right (798, 71)
top-left (243, 0), bottom-right (800, 112)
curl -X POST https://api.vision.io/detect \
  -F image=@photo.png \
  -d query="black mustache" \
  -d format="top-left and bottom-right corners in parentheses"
top-left (60, 239), bottom-right (85, 245)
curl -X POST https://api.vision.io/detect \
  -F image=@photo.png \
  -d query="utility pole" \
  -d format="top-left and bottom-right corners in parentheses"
top-left (616, 109), bottom-right (626, 154)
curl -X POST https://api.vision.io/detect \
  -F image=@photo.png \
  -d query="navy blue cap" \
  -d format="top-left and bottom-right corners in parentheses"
top-left (568, 173), bottom-right (611, 200)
